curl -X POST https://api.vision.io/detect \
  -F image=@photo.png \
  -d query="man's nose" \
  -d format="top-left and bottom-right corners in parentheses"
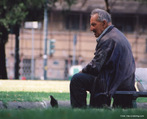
top-left (90, 26), bottom-right (93, 31)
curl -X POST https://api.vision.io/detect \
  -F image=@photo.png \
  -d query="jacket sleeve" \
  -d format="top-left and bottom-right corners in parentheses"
top-left (82, 39), bottom-right (115, 76)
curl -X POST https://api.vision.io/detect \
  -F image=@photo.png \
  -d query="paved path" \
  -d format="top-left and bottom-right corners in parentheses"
top-left (0, 101), bottom-right (70, 109)
top-left (0, 101), bottom-right (147, 109)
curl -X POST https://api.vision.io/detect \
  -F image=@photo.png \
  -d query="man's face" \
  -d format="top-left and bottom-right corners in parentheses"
top-left (90, 14), bottom-right (105, 38)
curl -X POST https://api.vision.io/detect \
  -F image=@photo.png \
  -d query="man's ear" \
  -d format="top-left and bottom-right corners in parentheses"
top-left (103, 20), bottom-right (108, 28)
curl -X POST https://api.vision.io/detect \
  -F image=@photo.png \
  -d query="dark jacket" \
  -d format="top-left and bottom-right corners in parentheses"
top-left (82, 26), bottom-right (136, 98)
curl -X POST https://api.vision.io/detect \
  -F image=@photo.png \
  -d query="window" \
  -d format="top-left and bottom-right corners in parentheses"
top-left (112, 15), bottom-right (135, 33)
top-left (140, 16), bottom-right (147, 33)
top-left (21, 59), bottom-right (32, 79)
top-left (65, 13), bottom-right (88, 31)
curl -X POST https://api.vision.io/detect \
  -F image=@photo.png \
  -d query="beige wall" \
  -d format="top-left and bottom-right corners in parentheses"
top-left (6, 29), bottom-right (147, 79)
top-left (5, 21), bottom-right (147, 79)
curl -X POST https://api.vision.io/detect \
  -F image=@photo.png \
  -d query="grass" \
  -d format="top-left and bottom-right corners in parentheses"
top-left (0, 80), bottom-right (147, 103)
top-left (0, 80), bottom-right (70, 103)
top-left (0, 91), bottom-right (70, 102)
top-left (0, 80), bottom-right (70, 92)
top-left (0, 80), bottom-right (146, 103)
top-left (0, 108), bottom-right (147, 119)
top-left (0, 80), bottom-right (147, 119)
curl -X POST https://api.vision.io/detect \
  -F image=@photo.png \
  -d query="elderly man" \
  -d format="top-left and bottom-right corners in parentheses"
top-left (70, 8), bottom-right (136, 108)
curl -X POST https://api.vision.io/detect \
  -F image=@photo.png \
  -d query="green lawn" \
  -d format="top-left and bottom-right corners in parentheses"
top-left (0, 80), bottom-right (146, 103)
top-left (0, 80), bottom-right (147, 119)
top-left (0, 108), bottom-right (147, 119)
top-left (0, 80), bottom-right (70, 92)
top-left (0, 91), bottom-right (70, 102)
top-left (0, 80), bottom-right (70, 102)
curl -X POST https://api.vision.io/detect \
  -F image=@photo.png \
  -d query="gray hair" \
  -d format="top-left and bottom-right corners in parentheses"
top-left (91, 8), bottom-right (112, 23)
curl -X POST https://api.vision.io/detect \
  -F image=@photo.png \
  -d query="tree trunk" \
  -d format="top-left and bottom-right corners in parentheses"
top-left (0, 42), bottom-right (7, 79)
top-left (0, 25), bottom-right (8, 79)
top-left (105, 0), bottom-right (110, 13)
top-left (14, 25), bottom-right (20, 79)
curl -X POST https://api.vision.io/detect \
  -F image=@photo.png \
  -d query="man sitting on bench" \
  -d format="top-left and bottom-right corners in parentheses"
top-left (70, 8), bottom-right (136, 108)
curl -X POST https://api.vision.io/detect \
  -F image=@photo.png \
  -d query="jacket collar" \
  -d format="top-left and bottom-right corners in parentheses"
top-left (96, 25), bottom-right (114, 42)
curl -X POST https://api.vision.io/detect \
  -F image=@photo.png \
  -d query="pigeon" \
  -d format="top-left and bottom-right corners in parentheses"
top-left (3, 103), bottom-right (7, 109)
top-left (50, 95), bottom-right (58, 108)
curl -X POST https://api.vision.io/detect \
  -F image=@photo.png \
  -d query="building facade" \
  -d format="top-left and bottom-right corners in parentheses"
top-left (5, 0), bottom-right (147, 79)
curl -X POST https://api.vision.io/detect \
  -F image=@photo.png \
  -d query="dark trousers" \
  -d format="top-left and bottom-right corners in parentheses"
top-left (70, 73), bottom-right (95, 108)
top-left (70, 73), bottom-right (134, 108)
top-left (70, 73), bottom-right (111, 108)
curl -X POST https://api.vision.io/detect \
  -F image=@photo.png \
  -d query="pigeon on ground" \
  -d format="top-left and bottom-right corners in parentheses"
top-left (3, 103), bottom-right (7, 109)
top-left (50, 95), bottom-right (58, 108)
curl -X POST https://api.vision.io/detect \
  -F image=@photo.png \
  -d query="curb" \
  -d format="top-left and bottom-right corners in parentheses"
top-left (0, 101), bottom-right (147, 109)
top-left (0, 101), bottom-right (71, 109)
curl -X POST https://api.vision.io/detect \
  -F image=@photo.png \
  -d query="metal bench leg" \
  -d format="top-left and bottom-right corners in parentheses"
top-left (132, 99), bottom-right (137, 108)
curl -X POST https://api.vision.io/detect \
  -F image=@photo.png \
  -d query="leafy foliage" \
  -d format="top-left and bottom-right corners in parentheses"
top-left (0, 0), bottom-right (77, 39)
top-left (0, 0), bottom-right (77, 79)
top-left (0, 1), bottom-right (27, 31)
top-left (6, 3), bottom-right (27, 25)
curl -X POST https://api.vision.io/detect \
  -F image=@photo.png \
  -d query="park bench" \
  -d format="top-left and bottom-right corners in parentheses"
top-left (114, 68), bottom-right (147, 108)
top-left (114, 91), bottom-right (147, 108)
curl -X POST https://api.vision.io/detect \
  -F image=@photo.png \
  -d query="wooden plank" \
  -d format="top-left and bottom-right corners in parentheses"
top-left (115, 91), bottom-right (147, 97)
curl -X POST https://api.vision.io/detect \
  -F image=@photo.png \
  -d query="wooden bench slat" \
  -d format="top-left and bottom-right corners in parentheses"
top-left (115, 91), bottom-right (147, 97)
